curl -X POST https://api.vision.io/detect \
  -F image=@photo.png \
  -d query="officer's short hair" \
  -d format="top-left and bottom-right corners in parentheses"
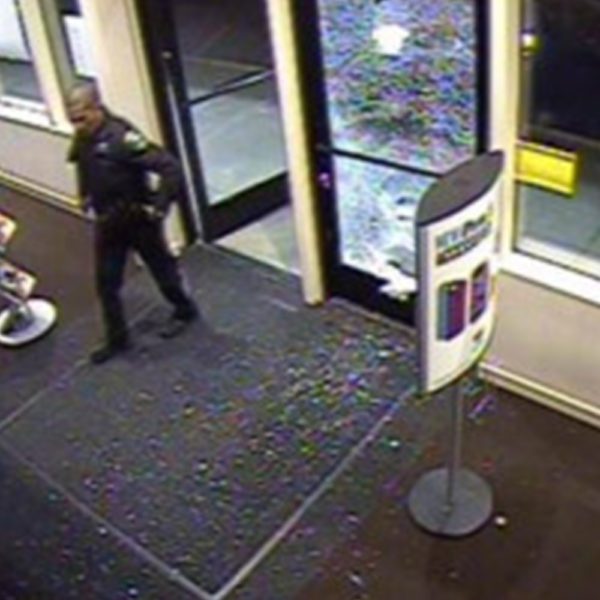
top-left (67, 82), bottom-right (102, 109)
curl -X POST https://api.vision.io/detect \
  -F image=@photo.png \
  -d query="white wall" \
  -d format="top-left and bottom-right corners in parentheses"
top-left (0, 119), bottom-right (76, 200)
top-left (486, 273), bottom-right (600, 425)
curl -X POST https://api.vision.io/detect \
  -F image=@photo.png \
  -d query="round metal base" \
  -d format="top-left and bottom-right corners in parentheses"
top-left (0, 299), bottom-right (57, 347)
top-left (408, 468), bottom-right (493, 537)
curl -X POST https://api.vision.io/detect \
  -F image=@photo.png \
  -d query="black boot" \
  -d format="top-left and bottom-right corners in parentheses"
top-left (89, 339), bottom-right (130, 364)
top-left (159, 305), bottom-right (199, 339)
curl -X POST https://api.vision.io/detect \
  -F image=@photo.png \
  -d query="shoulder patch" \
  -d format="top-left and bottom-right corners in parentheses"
top-left (123, 129), bottom-right (149, 153)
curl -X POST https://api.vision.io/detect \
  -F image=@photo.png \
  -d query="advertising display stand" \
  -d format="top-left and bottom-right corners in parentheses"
top-left (407, 151), bottom-right (504, 537)
top-left (0, 212), bottom-right (57, 346)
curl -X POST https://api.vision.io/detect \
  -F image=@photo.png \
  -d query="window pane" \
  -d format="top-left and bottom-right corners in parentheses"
top-left (516, 0), bottom-right (600, 276)
top-left (190, 78), bottom-right (286, 205)
top-left (0, 0), bottom-right (43, 102)
top-left (55, 0), bottom-right (96, 81)
top-left (318, 0), bottom-right (479, 173)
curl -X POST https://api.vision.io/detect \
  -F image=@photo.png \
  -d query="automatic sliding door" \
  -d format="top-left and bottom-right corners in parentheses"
top-left (188, 73), bottom-right (286, 207)
top-left (140, 0), bottom-right (288, 241)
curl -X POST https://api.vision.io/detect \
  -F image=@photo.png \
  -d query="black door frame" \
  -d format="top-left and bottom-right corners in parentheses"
top-left (135, 0), bottom-right (289, 243)
top-left (292, 0), bottom-right (490, 325)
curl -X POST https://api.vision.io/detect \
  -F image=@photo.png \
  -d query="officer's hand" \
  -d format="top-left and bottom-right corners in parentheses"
top-left (81, 197), bottom-right (95, 219)
top-left (141, 205), bottom-right (166, 221)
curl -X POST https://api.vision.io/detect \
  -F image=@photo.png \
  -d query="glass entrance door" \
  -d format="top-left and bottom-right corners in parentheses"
top-left (296, 0), bottom-right (488, 323)
top-left (138, 0), bottom-right (288, 241)
top-left (516, 0), bottom-right (600, 278)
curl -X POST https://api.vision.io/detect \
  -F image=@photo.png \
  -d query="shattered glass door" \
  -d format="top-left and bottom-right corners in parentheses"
top-left (316, 0), bottom-right (482, 297)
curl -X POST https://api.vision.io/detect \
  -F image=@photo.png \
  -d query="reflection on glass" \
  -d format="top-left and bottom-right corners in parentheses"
top-left (183, 60), bottom-right (263, 102)
top-left (517, 0), bottom-right (600, 276)
top-left (517, 165), bottom-right (600, 275)
top-left (521, 0), bottom-right (600, 140)
top-left (333, 155), bottom-right (435, 279)
top-left (191, 79), bottom-right (286, 205)
top-left (174, 0), bottom-right (272, 95)
top-left (318, 0), bottom-right (478, 172)
top-left (58, 0), bottom-right (97, 81)
top-left (0, 0), bottom-right (43, 101)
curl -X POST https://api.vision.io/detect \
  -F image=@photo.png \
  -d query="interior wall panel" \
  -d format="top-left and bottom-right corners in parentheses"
top-left (488, 272), bottom-right (600, 414)
top-left (0, 120), bottom-right (75, 199)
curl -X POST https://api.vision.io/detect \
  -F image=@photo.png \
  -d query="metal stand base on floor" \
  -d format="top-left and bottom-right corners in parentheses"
top-left (408, 467), bottom-right (492, 537)
top-left (0, 298), bottom-right (57, 347)
top-left (408, 378), bottom-right (493, 537)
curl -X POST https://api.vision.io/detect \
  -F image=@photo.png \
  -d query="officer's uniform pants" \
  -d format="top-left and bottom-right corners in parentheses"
top-left (94, 211), bottom-right (196, 345)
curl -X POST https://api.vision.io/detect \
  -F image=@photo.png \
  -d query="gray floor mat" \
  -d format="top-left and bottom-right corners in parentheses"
top-left (0, 244), bottom-right (421, 594)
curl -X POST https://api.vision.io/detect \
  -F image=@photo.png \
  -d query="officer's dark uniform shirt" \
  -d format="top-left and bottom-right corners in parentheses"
top-left (67, 112), bottom-right (182, 217)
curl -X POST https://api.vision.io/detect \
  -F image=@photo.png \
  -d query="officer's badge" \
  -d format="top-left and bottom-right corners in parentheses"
top-left (123, 130), bottom-right (149, 153)
top-left (95, 141), bottom-right (109, 155)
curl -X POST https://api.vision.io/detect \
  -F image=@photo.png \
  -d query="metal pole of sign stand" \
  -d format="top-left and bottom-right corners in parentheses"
top-left (407, 371), bottom-right (493, 537)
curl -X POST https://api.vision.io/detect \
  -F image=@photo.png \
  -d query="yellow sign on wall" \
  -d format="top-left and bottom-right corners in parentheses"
top-left (516, 142), bottom-right (578, 196)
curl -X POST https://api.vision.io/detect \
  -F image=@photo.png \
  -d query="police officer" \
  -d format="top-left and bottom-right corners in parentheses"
top-left (66, 84), bottom-right (198, 364)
